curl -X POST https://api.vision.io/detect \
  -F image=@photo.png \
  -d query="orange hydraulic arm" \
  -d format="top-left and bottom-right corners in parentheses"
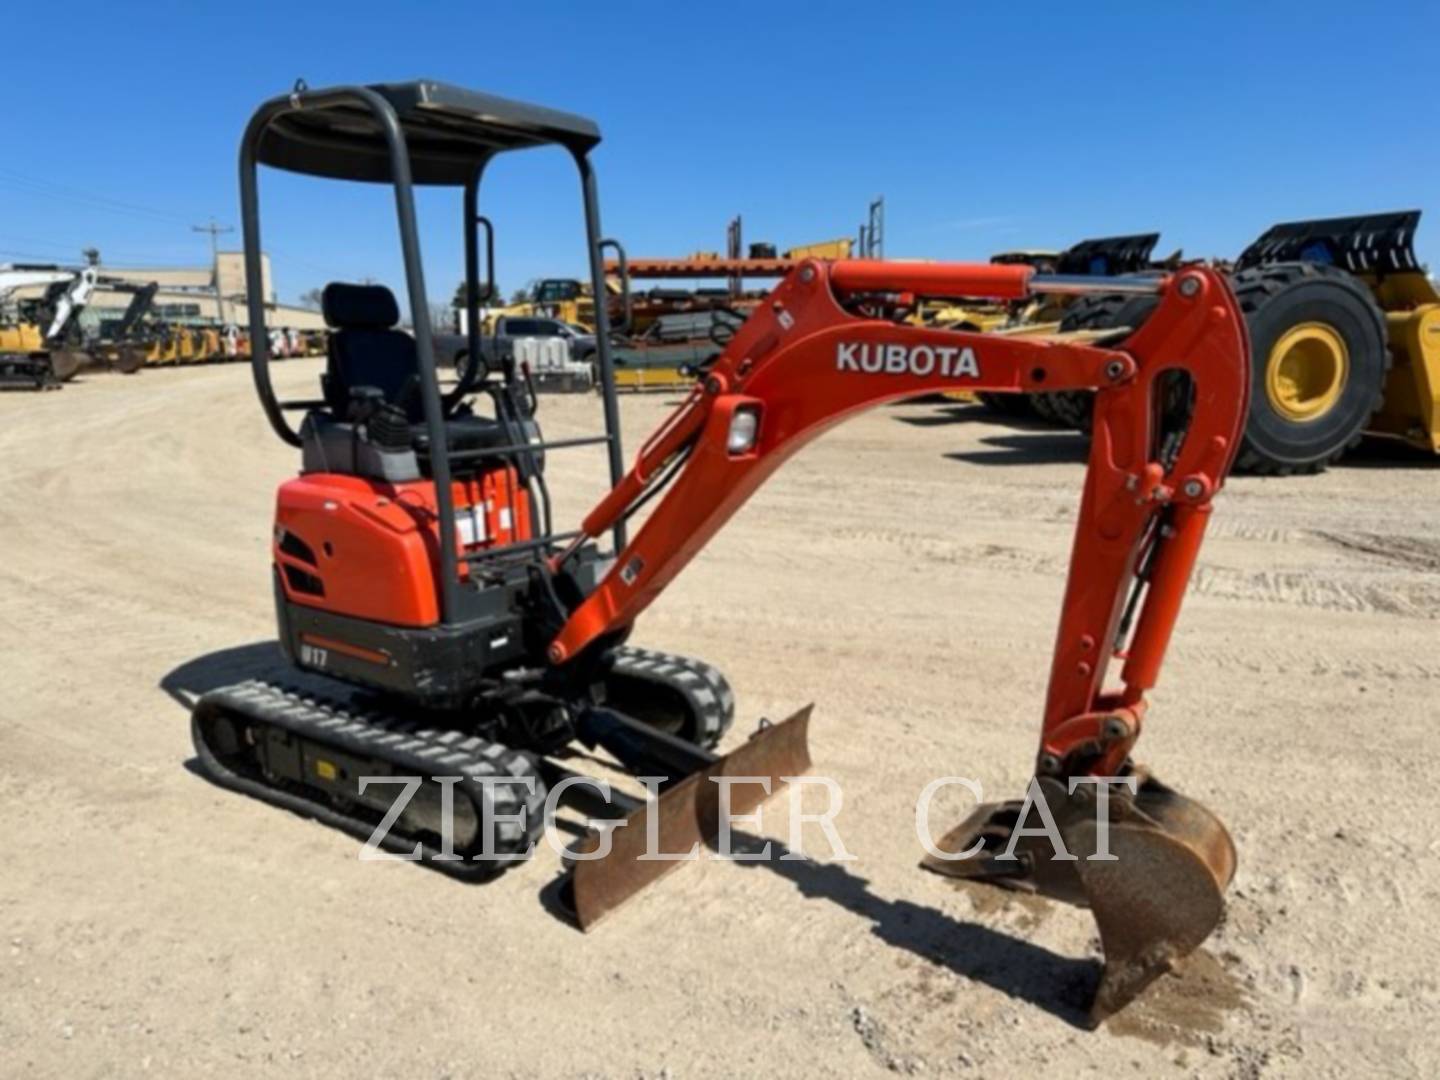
top-left (550, 258), bottom-right (1249, 774)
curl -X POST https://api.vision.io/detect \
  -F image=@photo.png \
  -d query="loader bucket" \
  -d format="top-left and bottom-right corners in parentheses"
top-left (566, 705), bottom-right (813, 929)
top-left (921, 772), bottom-right (1235, 1022)
top-left (1235, 209), bottom-right (1423, 275)
top-left (1055, 233), bottom-right (1162, 277)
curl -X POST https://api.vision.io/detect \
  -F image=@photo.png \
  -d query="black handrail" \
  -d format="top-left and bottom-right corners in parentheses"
top-left (461, 531), bottom-right (584, 562)
top-left (448, 433), bottom-right (612, 463)
top-left (240, 85), bottom-right (462, 624)
top-left (240, 82), bottom-right (631, 630)
top-left (599, 237), bottom-right (632, 333)
top-left (576, 153), bottom-right (627, 551)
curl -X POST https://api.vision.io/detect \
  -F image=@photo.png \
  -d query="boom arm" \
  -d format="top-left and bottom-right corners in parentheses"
top-left (41, 268), bottom-right (98, 341)
top-left (551, 259), bottom-right (1249, 773)
top-left (0, 266), bottom-right (98, 342)
top-left (0, 267), bottom-right (79, 300)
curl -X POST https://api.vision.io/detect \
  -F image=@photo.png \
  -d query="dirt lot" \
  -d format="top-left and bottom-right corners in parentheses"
top-left (3, 361), bottom-right (1438, 1078)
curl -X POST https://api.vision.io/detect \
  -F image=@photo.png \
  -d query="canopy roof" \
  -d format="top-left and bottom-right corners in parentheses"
top-left (254, 80), bottom-right (602, 184)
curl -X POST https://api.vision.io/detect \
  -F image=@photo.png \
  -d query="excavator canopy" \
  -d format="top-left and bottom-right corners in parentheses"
top-left (252, 80), bottom-right (602, 184)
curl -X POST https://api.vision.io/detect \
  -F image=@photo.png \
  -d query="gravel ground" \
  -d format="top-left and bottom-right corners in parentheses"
top-left (2, 361), bottom-right (1437, 1078)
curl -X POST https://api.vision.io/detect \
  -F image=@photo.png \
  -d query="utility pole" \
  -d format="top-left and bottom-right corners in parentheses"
top-left (193, 217), bottom-right (234, 324)
top-left (860, 197), bottom-right (884, 259)
top-left (725, 215), bottom-right (742, 299)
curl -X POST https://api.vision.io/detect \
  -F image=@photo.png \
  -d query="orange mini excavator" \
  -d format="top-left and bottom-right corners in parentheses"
top-left (193, 81), bottom-right (1250, 1021)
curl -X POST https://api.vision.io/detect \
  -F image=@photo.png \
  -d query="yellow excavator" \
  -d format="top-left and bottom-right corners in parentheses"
top-left (0, 265), bottom-right (97, 388)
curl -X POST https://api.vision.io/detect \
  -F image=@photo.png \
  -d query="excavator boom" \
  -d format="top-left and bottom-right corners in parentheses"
top-left (553, 258), bottom-right (1250, 1018)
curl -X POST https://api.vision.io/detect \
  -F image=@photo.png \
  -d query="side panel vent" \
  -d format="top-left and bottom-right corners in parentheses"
top-left (278, 529), bottom-right (319, 566)
top-left (283, 564), bottom-right (326, 597)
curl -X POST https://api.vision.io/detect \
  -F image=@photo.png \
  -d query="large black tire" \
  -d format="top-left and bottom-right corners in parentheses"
top-left (1040, 292), bottom-right (1161, 432)
top-left (1039, 389), bottom-right (1094, 431)
top-left (1229, 263), bottom-right (1388, 475)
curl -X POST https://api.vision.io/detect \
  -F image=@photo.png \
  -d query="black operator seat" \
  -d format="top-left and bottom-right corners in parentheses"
top-left (319, 282), bottom-right (506, 455)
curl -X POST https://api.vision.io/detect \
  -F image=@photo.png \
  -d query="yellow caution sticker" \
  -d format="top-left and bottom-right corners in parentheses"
top-left (314, 759), bottom-right (338, 781)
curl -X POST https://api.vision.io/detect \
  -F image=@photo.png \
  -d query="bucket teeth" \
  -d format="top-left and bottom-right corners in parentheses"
top-left (565, 705), bottom-right (813, 929)
top-left (921, 771), bottom-right (1235, 1021)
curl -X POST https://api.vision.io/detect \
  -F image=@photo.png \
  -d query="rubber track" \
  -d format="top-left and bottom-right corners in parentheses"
top-left (192, 679), bottom-right (546, 877)
top-left (0, 355), bottom-right (60, 391)
top-left (608, 645), bottom-right (736, 749)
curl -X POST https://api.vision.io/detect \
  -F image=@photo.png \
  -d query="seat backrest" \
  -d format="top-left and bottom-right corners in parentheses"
top-left (321, 283), bottom-right (422, 421)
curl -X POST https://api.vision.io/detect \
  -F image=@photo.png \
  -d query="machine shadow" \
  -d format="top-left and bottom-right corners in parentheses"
top-left (891, 402), bottom-right (1058, 432)
top-left (541, 830), bottom-right (1096, 1028)
top-left (721, 836), bottom-right (1097, 1026)
top-left (160, 640), bottom-right (298, 712)
top-left (945, 432), bottom-right (1089, 467)
top-left (1336, 435), bottom-right (1439, 471)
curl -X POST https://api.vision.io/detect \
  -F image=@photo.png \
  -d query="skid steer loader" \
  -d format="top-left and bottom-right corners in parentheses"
top-left (192, 80), bottom-right (1251, 1023)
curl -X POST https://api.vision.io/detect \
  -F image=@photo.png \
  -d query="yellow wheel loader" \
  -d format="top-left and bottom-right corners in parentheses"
top-left (1239, 211), bottom-right (1439, 464)
top-left (1038, 212), bottom-right (1440, 473)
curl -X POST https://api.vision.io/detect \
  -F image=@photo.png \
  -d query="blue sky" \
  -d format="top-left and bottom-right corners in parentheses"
top-left (4, 1), bottom-right (1437, 309)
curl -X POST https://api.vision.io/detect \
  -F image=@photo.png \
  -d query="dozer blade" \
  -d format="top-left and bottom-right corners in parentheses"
top-left (567, 705), bottom-right (812, 930)
top-left (921, 773), bottom-right (1235, 1023)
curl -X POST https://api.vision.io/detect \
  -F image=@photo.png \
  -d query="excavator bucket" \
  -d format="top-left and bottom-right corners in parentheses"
top-left (922, 772), bottom-right (1235, 1022)
top-left (566, 705), bottom-right (813, 929)
top-left (47, 349), bottom-right (86, 383)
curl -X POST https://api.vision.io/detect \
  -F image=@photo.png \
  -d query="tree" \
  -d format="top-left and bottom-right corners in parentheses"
top-left (510, 286), bottom-right (531, 305)
top-left (452, 280), bottom-right (502, 310)
top-left (299, 287), bottom-right (324, 310)
top-left (428, 301), bottom-right (457, 333)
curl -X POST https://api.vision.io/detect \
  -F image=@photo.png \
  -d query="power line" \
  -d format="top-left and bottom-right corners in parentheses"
top-left (0, 167), bottom-right (196, 226)
top-left (0, 233), bottom-right (202, 264)
top-left (192, 218), bottom-right (234, 253)
top-left (0, 167), bottom-right (388, 295)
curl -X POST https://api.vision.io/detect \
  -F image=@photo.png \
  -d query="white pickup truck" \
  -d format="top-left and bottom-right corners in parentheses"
top-left (436, 315), bottom-right (597, 392)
